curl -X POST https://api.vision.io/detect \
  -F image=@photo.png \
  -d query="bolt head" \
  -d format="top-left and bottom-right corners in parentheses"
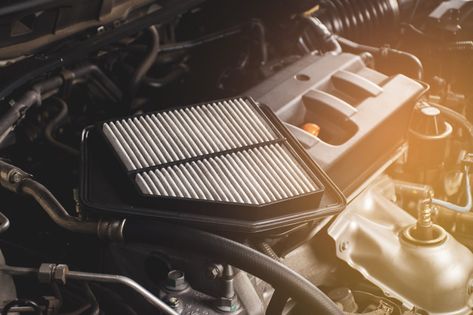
top-left (166, 270), bottom-right (188, 291)
top-left (53, 264), bottom-right (69, 285)
top-left (38, 263), bottom-right (55, 284)
top-left (207, 264), bottom-right (223, 280)
top-left (216, 295), bottom-right (240, 313)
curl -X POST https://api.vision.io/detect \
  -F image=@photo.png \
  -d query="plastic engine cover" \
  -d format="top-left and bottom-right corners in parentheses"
top-left (248, 52), bottom-right (426, 196)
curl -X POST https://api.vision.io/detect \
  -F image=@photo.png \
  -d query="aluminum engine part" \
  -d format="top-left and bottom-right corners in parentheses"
top-left (0, 250), bottom-right (16, 309)
top-left (328, 176), bottom-right (473, 314)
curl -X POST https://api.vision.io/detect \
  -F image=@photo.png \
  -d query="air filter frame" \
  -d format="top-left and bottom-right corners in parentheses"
top-left (80, 97), bottom-right (346, 234)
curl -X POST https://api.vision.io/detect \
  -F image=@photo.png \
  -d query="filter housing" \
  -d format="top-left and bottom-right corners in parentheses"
top-left (80, 97), bottom-right (345, 233)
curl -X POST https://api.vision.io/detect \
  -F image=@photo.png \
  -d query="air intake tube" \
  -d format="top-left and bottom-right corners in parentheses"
top-left (310, 0), bottom-right (415, 42)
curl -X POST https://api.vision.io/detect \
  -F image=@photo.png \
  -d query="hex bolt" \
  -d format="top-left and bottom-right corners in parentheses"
top-left (215, 265), bottom-right (240, 313)
top-left (207, 263), bottom-right (224, 280)
top-left (38, 263), bottom-right (55, 284)
top-left (165, 270), bottom-right (189, 292)
top-left (216, 294), bottom-right (241, 313)
top-left (53, 264), bottom-right (69, 285)
top-left (38, 263), bottom-right (69, 285)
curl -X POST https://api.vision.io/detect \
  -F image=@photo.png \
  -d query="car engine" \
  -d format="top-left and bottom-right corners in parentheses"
top-left (0, 0), bottom-right (473, 314)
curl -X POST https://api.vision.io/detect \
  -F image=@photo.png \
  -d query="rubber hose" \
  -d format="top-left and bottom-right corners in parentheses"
top-left (19, 178), bottom-right (98, 234)
top-left (130, 25), bottom-right (160, 95)
top-left (123, 220), bottom-right (343, 314)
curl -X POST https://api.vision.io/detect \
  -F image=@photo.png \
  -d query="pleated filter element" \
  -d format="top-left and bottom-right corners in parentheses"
top-left (135, 144), bottom-right (318, 204)
top-left (100, 97), bottom-right (323, 206)
top-left (102, 98), bottom-right (278, 171)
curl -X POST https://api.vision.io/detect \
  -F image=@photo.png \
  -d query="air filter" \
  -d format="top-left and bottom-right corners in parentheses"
top-left (80, 97), bottom-right (345, 233)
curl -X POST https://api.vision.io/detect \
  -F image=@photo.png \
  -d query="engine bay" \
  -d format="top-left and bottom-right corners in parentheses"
top-left (0, 0), bottom-right (473, 314)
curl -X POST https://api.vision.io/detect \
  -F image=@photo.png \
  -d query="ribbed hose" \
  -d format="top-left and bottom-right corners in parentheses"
top-left (123, 220), bottom-right (343, 314)
top-left (314, 0), bottom-right (400, 41)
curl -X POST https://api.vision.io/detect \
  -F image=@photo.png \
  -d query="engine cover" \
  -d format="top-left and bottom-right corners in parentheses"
top-left (248, 53), bottom-right (427, 196)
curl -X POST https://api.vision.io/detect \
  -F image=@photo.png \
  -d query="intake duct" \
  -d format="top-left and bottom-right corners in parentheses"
top-left (311, 0), bottom-right (403, 43)
top-left (80, 97), bottom-right (345, 234)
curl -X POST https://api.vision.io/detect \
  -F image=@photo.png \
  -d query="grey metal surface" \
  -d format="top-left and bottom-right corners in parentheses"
top-left (67, 270), bottom-right (179, 315)
top-left (135, 143), bottom-right (318, 204)
top-left (0, 264), bottom-right (178, 315)
top-left (0, 251), bottom-right (16, 312)
top-left (328, 176), bottom-right (473, 314)
top-left (103, 98), bottom-right (277, 171)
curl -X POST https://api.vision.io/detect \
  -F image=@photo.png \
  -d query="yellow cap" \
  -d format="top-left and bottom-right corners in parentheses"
top-left (302, 123), bottom-right (321, 137)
